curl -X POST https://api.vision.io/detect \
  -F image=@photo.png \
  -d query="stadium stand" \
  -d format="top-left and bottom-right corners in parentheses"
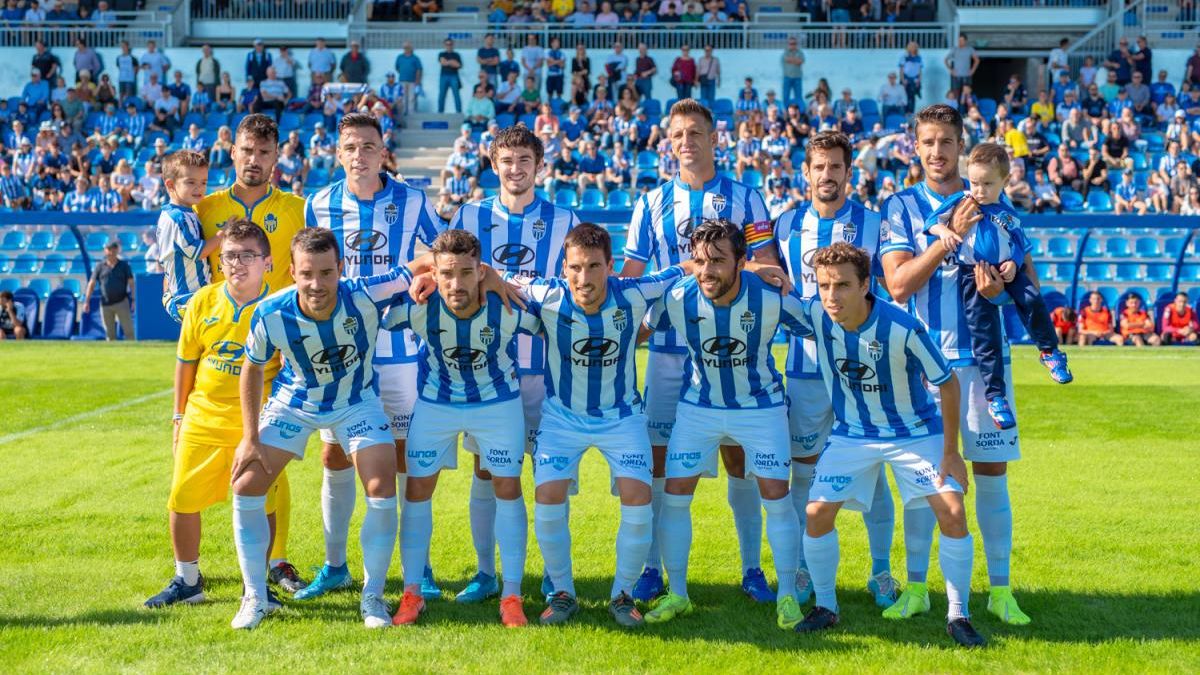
top-left (0, 0), bottom-right (1197, 342)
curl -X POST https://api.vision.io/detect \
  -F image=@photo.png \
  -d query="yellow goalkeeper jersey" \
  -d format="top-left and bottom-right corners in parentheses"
top-left (196, 186), bottom-right (306, 293)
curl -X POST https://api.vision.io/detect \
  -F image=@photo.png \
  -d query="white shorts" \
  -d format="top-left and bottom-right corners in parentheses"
top-left (320, 361), bottom-right (417, 443)
top-left (259, 397), bottom-right (392, 459)
top-left (929, 364), bottom-right (1021, 463)
top-left (810, 434), bottom-right (964, 512)
top-left (643, 350), bottom-right (687, 446)
top-left (407, 396), bottom-right (526, 479)
top-left (464, 373), bottom-right (546, 455)
top-left (786, 376), bottom-right (835, 459)
top-left (533, 399), bottom-right (653, 492)
top-left (665, 403), bottom-right (792, 481)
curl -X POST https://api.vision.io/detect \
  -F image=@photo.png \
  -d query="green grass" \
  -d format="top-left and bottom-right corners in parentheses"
top-left (1, 343), bottom-right (1198, 673)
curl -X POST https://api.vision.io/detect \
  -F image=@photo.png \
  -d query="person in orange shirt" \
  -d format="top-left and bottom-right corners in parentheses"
top-left (1160, 292), bottom-right (1199, 344)
top-left (1077, 291), bottom-right (1120, 346)
top-left (1118, 294), bottom-right (1160, 347)
top-left (1050, 305), bottom-right (1077, 345)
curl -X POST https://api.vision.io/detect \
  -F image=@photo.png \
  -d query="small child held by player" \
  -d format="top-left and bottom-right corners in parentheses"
top-left (157, 150), bottom-right (221, 323)
top-left (924, 142), bottom-right (1072, 430)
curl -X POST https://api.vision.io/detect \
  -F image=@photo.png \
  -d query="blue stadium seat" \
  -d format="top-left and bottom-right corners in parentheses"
top-left (306, 169), bottom-right (330, 188)
top-left (581, 189), bottom-right (605, 209)
top-left (1164, 237), bottom-right (1186, 258)
top-left (1053, 263), bottom-right (1076, 282)
top-left (712, 99), bottom-right (734, 116)
top-left (279, 112), bottom-right (302, 133)
top-left (27, 277), bottom-right (51, 300)
top-left (1146, 263), bottom-right (1175, 283)
top-left (1179, 264), bottom-right (1200, 283)
top-left (1002, 305), bottom-right (1031, 343)
top-left (977, 98), bottom-right (997, 120)
top-left (27, 231), bottom-right (54, 251)
top-left (1027, 236), bottom-right (1045, 257)
top-left (118, 231), bottom-right (141, 253)
top-left (883, 114), bottom-right (905, 130)
top-left (535, 187), bottom-right (551, 202)
top-left (12, 288), bottom-right (39, 335)
top-left (1047, 236), bottom-right (1075, 258)
top-left (85, 232), bottom-right (110, 253)
top-left (41, 289), bottom-right (77, 339)
top-left (1034, 262), bottom-right (1051, 279)
top-left (41, 254), bottom-right (68, 275)
top-left (608, 191), bottom-right (632, 209)
top-left (1134, 236), bottom-right (1162, 257)
top-left (0, 253), bottom-right (9, 274)
top-left (482, 187), bottom-right (499, 198)
top-left (643, 99), bottom-right (662, 117)
top-left (518, 114), bottom-right (536, 129)
top-left (60, 277), bottom-right (83, 299)
top-left (636, 170), bottom-right (660, 188)
top-left (69, 256), bottom-right (86, 274)
top-left (0, 278), bottom-right (19, 293)
top-left (858, 99), bottom-right (878, 117)
top-left (1082, 263), bottom-right (1113, 281)
top-left (208, 168), bottom-right (228, 187)
top-left (1086, 191), bottom-right (1114, 213)
top-left (1144, 131), bottom-right (1165, 152)
top-left (478, 169), bottom-right (500, 189)
top-left (742, 169), bottom-right (764, 190)
top-left (636, 151), bottom-right (659, 170)
top-left (1131, 153), bottom-right (1150, 171)
top-left (554, 190), bottom-right (579, 208)
top-left (55, 231), bottom-right (79, 251)
top-left (1105, 237), bottom-right (1132, 257)
top-left (206, 111), bottom-right (230, 129)
top-left (12, 253), bottom-right (38, 275)
top-left (1059, 189), bottom-right (1084, 212)
top-left (1, 230), bottom-right (27, 251)
top-left (1114, 263), bottom-right (1141, 281)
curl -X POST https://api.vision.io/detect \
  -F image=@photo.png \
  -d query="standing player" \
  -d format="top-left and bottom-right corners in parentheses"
top-left (298, 112), bottom-right (445, 601)
top-left (448, 124), bottom-right (578, 602)
top-left (879, 104), bottom-right (1031, 625)
top-left (196, 113), bottom-right (307, 592)
top-left (390, 230), bottom-right (540, 628)
top-left (791, 242), bottom-right (984, 648)
top-left (144, 221), bottom-right (288, 609)
top-left (643, 219), bottom-right (806, 631)
top-left (229, 228), bottom-right (413, 630)
top-left (621, 99), bottom-right (782, 603)
top-left (772, 131), bottom-right (899, 607)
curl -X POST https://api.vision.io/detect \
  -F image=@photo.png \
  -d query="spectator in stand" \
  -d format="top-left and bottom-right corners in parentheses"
top-left (119, 102), bottom-right (146, 148)
top-left (194, 44), bottom-right (221, 100)
top-left (395, 42), bottom-right (423, 115)
top-left (1082, 145), bottom-right (1109, 198)
top-left (465, 85), bottom-right (496, 131)
top-left (22, 69), bottom-right (49, 117)
top-left (73, 38), bottom-right (101, 84)
top-left (445, 162), bottom-right (474, 207)
top-left (1161, 292), bottom-right (1200, 344)
top-left (1099, 70), bottom-right (1121, 102)
top-left (1082, 82), bottom-right (1107, 123)
top-left (166, 70), bottom-right (192, 117)
top-left (96, 175), bottom-right (123, 213)
top-left (1119, 294), bottom-right (1160, 347)
top-left (276, 46), bottom-right (298, 101)
top-left (1104, 36), bottom-right (1135, 86)
top-left (309, 37), bottom-right (337, 81)
top-left (577, 140), bottom-right (607, 198)
top-left (1146, 172), bottom-right (1170, 213)
top-left (518, 75), bottom-right (541, 115)
top-left (85, 240), bottom-right (135, 341)
top-left (878, 72), bottom-right (906, 120)
top-left (1078, 291), bottom-right (1118, 346)
top-left (551, 146), bottom-right (579, 194)
top-left (1003, 73), bottom-right (1028, 114)
top-left (414, 0), bottom-right (441, 20)
top-left (181, 124), bottom-right (206, 152)
top-left (1046, 37), bottom-right (1069, 88)
top-left (1048, 142), bottom-right (1083, 193)
top-left (309, 122), bottom-right (336, 170)
top-left (0, 291), bottom-right (28, 341)
top-left (341, 41), bottom-right (370, 83)
top-left (140, 39), bottom-right (171, 82)
top-left (566, 0), bottom-right (596, 25)
top-left (1030, 90), bottom-right (1054, 128)
top-left (437, 38), bottom-right (463, 114)
top-left (897, 41), bottom-right (922, 114)
top-left (1031, 169), bottom-right (1061, 213)
top-left (1062, 107), bottom-right (1097, 149)
top-left (670, 45), bottom-right (696, 99)
top-left (495, 71), bottom-right (522, 114)
top-left (522, 33), bottom-right (546, 88)
top-left (258, 67), bottom-right (290, 122)
top-left (1126, 71), bottom-right (1151, 118)
top-left (237, 77), bottom-right (260, 114)
top-left (945, 33), bottom-right (979, 91)
top-left (476, 33), bottom-right (500, 90)
top-left (245, 39), bottom-right (272, 84)
top-left (631, 42), bottom-right (655, 101)
top-left (215, 72), bottom-right (236, 112)
top-left (605, 139), bottom-right (633, 195)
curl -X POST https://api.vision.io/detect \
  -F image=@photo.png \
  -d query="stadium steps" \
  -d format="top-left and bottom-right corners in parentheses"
top-left (396, 113), bottom-right (464, 197)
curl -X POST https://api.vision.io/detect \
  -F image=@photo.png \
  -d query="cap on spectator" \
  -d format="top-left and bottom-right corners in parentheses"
top-left (19, 139), bottom-right (32, 147)
top-left (387, 72), bottom-right (397, 78)
top-left (254, 38), bottom-right (264, 46)
top-left (487, 119), bottom-right (499, 128)
top-left (1176, 110), bottom-right (1186, 118)
top-left (314, 121), bottom-right (325, 128)
top-left (569, 105), bottom-right (581, 113)
top-left (461, 123), bottom-right (471, 131)
top-left (39, 121), bottom-right (54, 132)
top-left (155, 137), bottom-right (167, 146)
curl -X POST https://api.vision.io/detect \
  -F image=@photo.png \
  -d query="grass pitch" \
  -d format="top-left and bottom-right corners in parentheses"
top-left (0, 342), bottom-right (1198, 673)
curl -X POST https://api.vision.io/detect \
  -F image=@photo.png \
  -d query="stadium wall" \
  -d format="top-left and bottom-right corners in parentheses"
top-left (0, 47), bottom-right (953, 111)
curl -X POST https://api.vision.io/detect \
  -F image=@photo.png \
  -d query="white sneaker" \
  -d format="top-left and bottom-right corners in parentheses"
top-left (361, 593), bottom-right (391, 629)
top-left (231, 595), bottom-right (267, 630)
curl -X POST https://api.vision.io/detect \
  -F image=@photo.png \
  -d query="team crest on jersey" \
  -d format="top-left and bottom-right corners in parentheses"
top-left (384, 202), bottom-right (399, 225)
top-left (841, 220), bottom-right (857, 243)
top-left (264, 213), bottom-right (278, 233)
top-left (531, 218), bottom-right (547, 241)
top-left (739, 310), bottom-right (756, 332)
top-left (994, 211), bottom-right (1014, 230)
top-left (479, 326), bottom-right (495, 345)
top-left (711, 193), bottom-right (727, 213)
top-left (343, 317), bottom-right (359, 335)
top-left (880, 226), bottom-right (892, 242)
top-left (612, 308), bottom-right (628, 331)
top-left (867, 339), bottom-right (883, 361)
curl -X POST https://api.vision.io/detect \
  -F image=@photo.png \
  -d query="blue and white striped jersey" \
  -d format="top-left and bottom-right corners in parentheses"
top-left (246, 267), bottom-right (413, 414)
top-left (795, 295), bottom-right (952, 439)
top-left (648, 271), bottom-right (806, 409)
top-left (306, 173), bottom-right (445, 365)
top-left (624, 174), bottom-right (774, 354)
top-left (157, 202), bottom-right (211, 302)
top-left (775, 200), bottom-right (882, 380)
top-left (517, 267), bottom-right (684, 420)
top-left (925, 194), bottom-right (1030, 267)
top-left (449, 195), bottom-right (578, 375)
top-left (881, 181), bottom-right (1011, 367)
top-left (383, 292), bottom-right (541, 405)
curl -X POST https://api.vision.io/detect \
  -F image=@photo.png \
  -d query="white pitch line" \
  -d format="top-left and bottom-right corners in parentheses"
top-left (0, 388), bottom-right (172, 446)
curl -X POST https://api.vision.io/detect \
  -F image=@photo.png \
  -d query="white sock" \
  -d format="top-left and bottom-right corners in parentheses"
top-left (726, 475), bottom-right (762, 572)
top-left (400, 499), bottom-right (432, 587)
top-left (659, 492), bottom-right (694, 599)
top-left (762, 495), bottom-right (800, 600)
top-left (644, 477), bottom-right (666, 570)
top-left (232, 494), bottom-right (269, 600)
top-left (361, 496), bottom-right (398, 597)
top-left (495, 496), bottom-right (527, 597)
top-left (175, 559), bottom-right (200, 586)
top-left (974, 474), bottom-right (1013, 587)
top-left (469, 475), bottom-right (498, 577)
top-left (534, 502), bottom-right (573, 596)
top-left (939, 532), bottom-right (974, 621)
top-left (904, 506), bottom-right (937, 583)
top-left (321, 467), bottom-right (356, 568)
top-left (612, 503), bottom-right (652, 598)
top-left (790, 463), bottom-right (815, 567)
top-left (863, 466), bottom-right (895, 576)
top-left (803, 529), bottom-right (840, 613)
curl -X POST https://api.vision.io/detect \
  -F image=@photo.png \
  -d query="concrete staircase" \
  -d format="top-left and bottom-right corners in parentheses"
top-left (395, 112), bottom-right (463, 197)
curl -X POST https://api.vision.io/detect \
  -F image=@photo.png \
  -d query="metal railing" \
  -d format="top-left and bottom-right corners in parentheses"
top-left (0, 15), bottom-right (169, 49)
top-left (952, 0), bottom-right (1106, 6)
top-left (189, 0), bottom-right (355, 21)
top-left (1140, 1), bottom-right (1200, 48)
top-left (348, 22), bottom-right (950, 51)
top-left (1065, 0), bottom-right (1143, 70)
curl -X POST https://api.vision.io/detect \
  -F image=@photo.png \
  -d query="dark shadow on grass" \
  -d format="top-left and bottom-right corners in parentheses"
top-left (2, 608), bottom-right (169, 629)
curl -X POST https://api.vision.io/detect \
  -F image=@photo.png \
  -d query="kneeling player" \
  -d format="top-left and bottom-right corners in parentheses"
top-left (390, 230), bottom-right (540, 628)
top-left (145, 220), bottom-right (298, 609)
top-left (229, 228), bottom-right (418, 630)
top-left (792, 242), bottom-right (985, 648)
